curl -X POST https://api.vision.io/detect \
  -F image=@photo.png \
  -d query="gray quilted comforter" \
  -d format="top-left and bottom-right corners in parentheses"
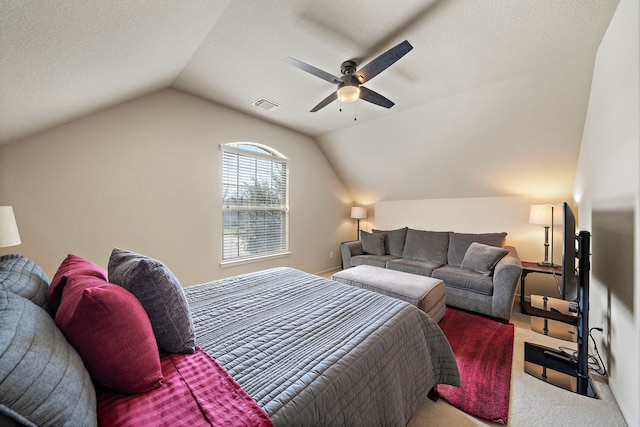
top-left (185, 267), bottom-right (459, 426)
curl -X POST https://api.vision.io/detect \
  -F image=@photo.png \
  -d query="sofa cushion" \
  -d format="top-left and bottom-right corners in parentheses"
top-left (386, 258), bottom-right (444, 277)
top-left (402, 229), bottom-right (449, 264)
top-left (461, 242), bottom-right (509, 276)
top-left (432, 265), bottom-right (494, 296)
top-left (108, 248), bottom-right (196, 354)
top-left (47, 253), bottom-right (108, 316)
top-left (447, 232), bottom-right (507, 267)
top-left (373, 227), bottom-right (408, 256)
top-left (55, 275), bottom-right (164, 394)
top-left (0, 290), bottom-right (97, 426)
top-left (0, 254), bottom-right (50, 309)
top-left (350, 254), bottom-right (398, 269)
top-left (360, 231), bottom-right (386, 256)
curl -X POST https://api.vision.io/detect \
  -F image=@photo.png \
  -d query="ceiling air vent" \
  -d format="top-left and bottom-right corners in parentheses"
top-left (252, 98), bottom-right (280, 112)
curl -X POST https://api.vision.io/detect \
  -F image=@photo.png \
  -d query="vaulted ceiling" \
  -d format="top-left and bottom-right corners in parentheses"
top-left (1, 0), bottom-right (620, 202)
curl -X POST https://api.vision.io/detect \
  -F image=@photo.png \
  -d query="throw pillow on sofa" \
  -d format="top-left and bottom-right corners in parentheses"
top-left (360, 231), bottom-right (386, 256)
top-left (372, 227), bottom-right (408, 256)
top-left (460, 242), bottom-right (510, 276)
top-left (447, 232), bottom-right (507, 267)
top-left (55, 274), bottom-right (164, 394)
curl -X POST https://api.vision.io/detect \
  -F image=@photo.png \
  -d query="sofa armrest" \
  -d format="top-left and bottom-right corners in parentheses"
top-left (491, 246), bottom-right (523, 320)
top-left (340, 241), bottom-right (363, 269)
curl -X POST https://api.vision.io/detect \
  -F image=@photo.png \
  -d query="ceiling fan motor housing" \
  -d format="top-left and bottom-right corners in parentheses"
top-left (339, 74), bottom-right (359, 89)
top-left (340, 60), bottom-right (357, 75)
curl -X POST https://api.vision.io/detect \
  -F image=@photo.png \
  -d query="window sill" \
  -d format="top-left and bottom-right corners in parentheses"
top-left (219, 252), bottom-right (291, 268)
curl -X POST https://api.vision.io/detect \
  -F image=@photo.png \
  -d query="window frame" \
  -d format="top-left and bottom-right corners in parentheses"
top-left (220, 142), bottom-right (290, 266)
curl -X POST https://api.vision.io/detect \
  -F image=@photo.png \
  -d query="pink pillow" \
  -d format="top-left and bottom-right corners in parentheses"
top-left (47, 254), bottom-right (108, 316)
top-left (55, 274), bottom-right (164, 394)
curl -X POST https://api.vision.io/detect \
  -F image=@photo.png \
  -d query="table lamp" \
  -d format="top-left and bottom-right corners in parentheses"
top-left (0, 206), bottom-right (21, 248)
top-left (529, 204), bottom-right (560, 267)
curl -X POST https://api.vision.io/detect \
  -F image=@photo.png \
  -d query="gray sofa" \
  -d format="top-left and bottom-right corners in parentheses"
top-left (340, 227), bottom-right (522, 321)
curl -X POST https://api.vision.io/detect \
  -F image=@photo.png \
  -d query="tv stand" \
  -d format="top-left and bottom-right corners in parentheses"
top-left (524, 342), bottom-right (597, 397)
top-left (524, 231), bottom-right (597, 398)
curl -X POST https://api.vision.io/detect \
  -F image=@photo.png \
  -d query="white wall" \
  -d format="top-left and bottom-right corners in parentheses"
top-left (371, 195), bottom-right (571, 298)
top-left (574, 0), bottom-right (639, 424)
top-left (0, 89), bottom-right (353, 285)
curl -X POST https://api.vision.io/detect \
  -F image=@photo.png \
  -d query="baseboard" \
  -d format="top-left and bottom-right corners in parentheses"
top-left (316, 267), bottom-right (341, 278)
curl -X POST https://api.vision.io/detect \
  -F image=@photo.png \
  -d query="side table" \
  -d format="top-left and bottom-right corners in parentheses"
top-left (519, 261), bottom-right (562, 316)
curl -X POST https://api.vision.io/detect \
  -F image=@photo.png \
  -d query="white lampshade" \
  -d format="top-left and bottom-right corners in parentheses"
top-left (0, 206), bottom-right (21, 248)
top-left (529, 204), bottom-right (562, 226)
top-left (350, 206), bottom-right (367, 220)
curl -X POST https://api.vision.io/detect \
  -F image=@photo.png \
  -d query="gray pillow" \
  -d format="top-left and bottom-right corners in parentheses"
top-left (461, 242), bottom-right (509, 276)
top-left (0, 254), bottom-right (50, 309)
top-left (108, 248), bottom-right (196, 354)
top-left (0, 290), bottom-right (97, 426)
top-left (373, 227), bottom-right (408, 256)
top-left (447, 232), bottom-right (507, 267)
top-left (402, 229), bottom-right (449, 263)
top-left (360, 231), bottom-right (386, 255)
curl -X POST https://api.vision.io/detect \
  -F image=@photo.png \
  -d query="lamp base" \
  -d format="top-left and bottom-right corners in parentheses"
top-left (537, 261), bottom-right (559, 268)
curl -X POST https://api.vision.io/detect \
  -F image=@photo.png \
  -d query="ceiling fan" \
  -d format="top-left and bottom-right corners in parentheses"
top-left (286, 40), bottom-right (413, 112)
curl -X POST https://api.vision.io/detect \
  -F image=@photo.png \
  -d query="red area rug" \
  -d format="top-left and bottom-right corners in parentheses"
top-left (437, 308), bottom-right (514, 425)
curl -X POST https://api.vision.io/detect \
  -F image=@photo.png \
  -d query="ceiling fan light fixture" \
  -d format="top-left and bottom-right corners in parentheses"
top-left (337, 84), bottom-right (360, 103)
top-left (287, 41), bottom-right (412, 111)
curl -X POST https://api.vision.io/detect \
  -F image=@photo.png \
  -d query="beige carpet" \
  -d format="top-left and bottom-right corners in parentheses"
top-left (407, 309), bottom-right (627, 426)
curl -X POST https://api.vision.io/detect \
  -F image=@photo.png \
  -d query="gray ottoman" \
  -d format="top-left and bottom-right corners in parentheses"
top-left (332, 265), bottom-right (446, 322)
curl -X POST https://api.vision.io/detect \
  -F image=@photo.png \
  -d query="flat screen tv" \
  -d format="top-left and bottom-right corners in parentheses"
top-left (561, 202), bottom-right (578, 301)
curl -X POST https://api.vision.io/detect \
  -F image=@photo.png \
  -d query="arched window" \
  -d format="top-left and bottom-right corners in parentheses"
top-left (221, 143), bottom-right (290, 263)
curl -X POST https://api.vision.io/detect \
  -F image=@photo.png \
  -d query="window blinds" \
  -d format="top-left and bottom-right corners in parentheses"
top-left (221, 145), bottom-right (289, 261)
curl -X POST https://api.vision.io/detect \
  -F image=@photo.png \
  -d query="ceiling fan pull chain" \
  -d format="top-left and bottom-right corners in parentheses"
top-left (354, 102), bottom-right (357, 121)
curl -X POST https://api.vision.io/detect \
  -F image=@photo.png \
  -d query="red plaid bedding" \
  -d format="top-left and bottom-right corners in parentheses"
top-left (97, 347), bottom-right (273, 426)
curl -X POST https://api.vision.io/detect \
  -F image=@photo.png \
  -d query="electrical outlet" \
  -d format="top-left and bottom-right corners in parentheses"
top-left (329, 251), bottom-right (334, 259)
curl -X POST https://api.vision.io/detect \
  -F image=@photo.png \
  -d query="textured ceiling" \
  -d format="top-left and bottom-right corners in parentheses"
top-left (0, 0), bottom-right (231, 143)
top-left (0, 0), bottom-right (621, 201)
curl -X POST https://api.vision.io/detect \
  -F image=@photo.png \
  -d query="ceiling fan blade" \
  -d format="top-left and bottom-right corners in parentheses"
top-left (286, 57), bottom-right (343, 85)
top-left (355, 40), bottom-right (413, 84)
top-left (310, 91), bottom-right (338, 112)
top-left (359, 86), bottom-right (395, 109)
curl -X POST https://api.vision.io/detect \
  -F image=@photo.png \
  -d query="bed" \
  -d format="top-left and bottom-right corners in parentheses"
top-left (185, 267), bottom-right (459, 426)
top-left (0, 256), bottom-right (459, 426)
